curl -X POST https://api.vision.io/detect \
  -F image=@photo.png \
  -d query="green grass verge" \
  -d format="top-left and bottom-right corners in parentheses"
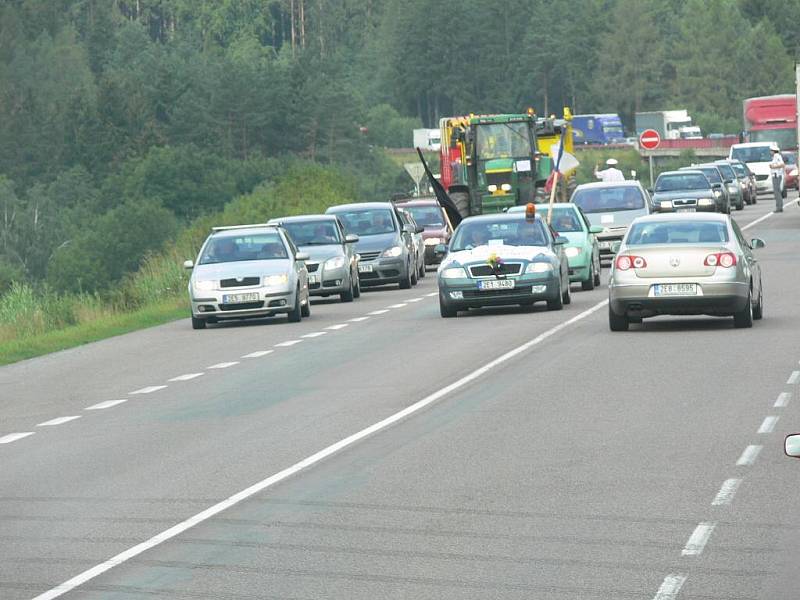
top-left (0, 298), bottom-right (189, 366)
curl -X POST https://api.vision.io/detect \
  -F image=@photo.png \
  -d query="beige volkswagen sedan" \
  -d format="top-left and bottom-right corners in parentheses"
top-left (608, 213), bottom-right (765, 331)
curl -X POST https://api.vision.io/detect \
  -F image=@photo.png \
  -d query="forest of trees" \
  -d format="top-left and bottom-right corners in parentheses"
top-left (0, 0), bottom-right (797, 295)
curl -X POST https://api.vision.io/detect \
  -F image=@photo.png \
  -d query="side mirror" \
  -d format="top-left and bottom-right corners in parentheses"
top-left (750, 238), bottom-right (766, 249)
top-left (611, 241), bottom-right (622, 254)
top-left (785, 434), bottom-right (800, 458)
top-left (647, 189), bottom-right (654, 195)
top-left (415, 226), bottom-right (425, 234)
top-left (295, 251), bottom-right (310, 261)
top-left (402, 224), bottom-right (414, 234)
top-left (724, 179), bottom-right (733, 184)
top-left (554, 235), bottom-right (569, 245)
top-left (183, 260), bottom-right (194, 270)
top-left (344, 234), bottom-right (359, 243)
top-left (434, 243), bottom-right (447, 257)
top-left (589, 226), bottom-right (604, 234)
top-left (712, 183), bottom-right (723, 190)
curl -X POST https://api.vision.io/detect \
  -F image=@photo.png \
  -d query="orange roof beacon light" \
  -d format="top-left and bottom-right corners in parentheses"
top-left (525, 202), bottom-right (536, 220)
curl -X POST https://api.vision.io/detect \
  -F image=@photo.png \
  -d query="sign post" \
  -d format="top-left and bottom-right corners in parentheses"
top-left (639, 129), bottom-right (661, 188)
top-left (403, 162), bottom-right (426, 196)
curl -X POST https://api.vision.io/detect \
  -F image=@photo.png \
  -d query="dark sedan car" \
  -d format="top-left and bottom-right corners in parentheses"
top-left (679, 165), bottom-right (730, 213)
top-left (712, 161), bottom-right (745, 211)
top-left (651, 170), bottom-right (721, 213)
top-left (394, 198), bottom-right (454, 267)
top-left (727, 159), bottom-right (757, 205)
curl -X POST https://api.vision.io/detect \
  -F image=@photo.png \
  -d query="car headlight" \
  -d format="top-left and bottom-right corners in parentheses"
top-left (382, 245), bottom-right (402, 258)
top-left (263, 274), bottom-right (289, 287)
top-left (324, 256), bottom-right (346, 269)
top-left (525, 262), bottom-right (553, 274)
top-left (658, 200), bottom-right (673, 210)
top-left (440, 266), bottom-right (467, 279)
top-left (564, 246), bottom-right (581, 258)
top-left (791, 168), bottom-right (798, 177)
top-left (698, 198), bottom-right (715, 206)
top-left (193, 280), bottom-right (215, 291)
top-left (727, 185), bottom-right (738, 193)
top-left (500, 183), bottom-right (512, 192)
top-left (713, 190), bottom-right (722, 198)
top-left (487, 184), bottom-right (498, 193)
top-left (424, 237), bottom-right (441, 246)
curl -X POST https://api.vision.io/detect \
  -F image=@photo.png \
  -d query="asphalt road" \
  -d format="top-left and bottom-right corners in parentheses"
top-left (2, 195), bottom-right (800, 599)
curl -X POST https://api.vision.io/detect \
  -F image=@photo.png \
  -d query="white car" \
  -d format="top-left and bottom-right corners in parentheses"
top-left (729, 142), bottom-right (783, 196)
top-left (184, 224), bottom-right (311, 329)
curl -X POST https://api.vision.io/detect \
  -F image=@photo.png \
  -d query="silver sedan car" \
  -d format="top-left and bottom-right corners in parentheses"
top-left (608, 213), bottom-right (764, 330)
top-left (184, 224), bottom-right (310, 329)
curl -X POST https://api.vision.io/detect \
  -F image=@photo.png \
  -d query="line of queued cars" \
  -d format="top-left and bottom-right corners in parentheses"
top-left (184, 199), bottom-right (455, 329)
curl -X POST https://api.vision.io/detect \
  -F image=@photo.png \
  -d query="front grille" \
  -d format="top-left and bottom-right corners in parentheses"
top-left (359, 251), bottom-right (381, 261)
top-left (309, 282), bottom-right (321, 290)
top-left (360, 271), bottom-right (379, 279)
top-left (756, 174), bottom-right (769, 181)
top-left (469, 263), bottom-right (522, 277)
top-left (219, 301), bottom-right (265, 311)
top-left (322, 280), bottom-right (340, 287)
top-left (463, 286), bottom-right (531, 299)
top-left (486, 172), bottom-right (511, 187)
top-left (672, 198), bottom-right (697, 207)
top-left (220, 277), bottom-right (260, 288)
top-left (306, 263), bottom-right (319, 273)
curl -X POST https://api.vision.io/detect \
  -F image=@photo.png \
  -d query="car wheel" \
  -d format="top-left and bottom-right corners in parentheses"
top-left (608, 304), bottom-right (629, 331)
top-left (419, 261), bottom-right (426, 278)
top-left (301, 291), bottom-right (311, 317)
top-left (287, 289), bottom-right (302, 323)
top-left (439, 293), bottom-right (458, 318)
top-left (593, 261), bottom-right (601, 286)
top-left (353, 270), bottom-right (361, 298)
top-left (191, 315), bottom-right (206, 330)
top-left (733, 288), bottom-right (753, 328)
top-left (410, 260), bottom-right (419, 285)
top-left (581, 263), bottom-right (595, 291)
top-left (562, 278), bottom-right (572, 305)
top-left (736, 199), bottom-right (744, 210)
top-left (340, 278), bottom-right (355, 302)
top-left (399, 262), bottom-right (412, 289)
top-left (752, 286), bottom-right (763, 320)
top-left (547, 281), bottom-right (563, 311)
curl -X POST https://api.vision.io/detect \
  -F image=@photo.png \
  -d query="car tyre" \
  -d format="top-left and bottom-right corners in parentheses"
top-left (439, 294), bottom-right (458, 318)
top-left (608, 305), bottom-right (629, 331)
top-left (593, 263), bottom-right (601, 287)
top-left (191, 315), bottom-right (206, 330)
top-left (547, 282), bottom-right (564, 311)
top-left (419, 261), bottom-right (426, 279)
top-left (733, 289), bottom-right (753, 328)
top-left (581, 263), bottom-right (595, 291)
top-left (562, 280), bottom-right (572, 305)
top-left (410, 264), bottom-right (418, 285)
top-left (301, 291), bottom-right (311, 317)
top-left (353, 271), bottom-right (361, 298)
top-left (399, 262), bottom-right (412, 289)
top-left (287, 289), bottom-right (302, 323)
top-left (340, 279), bottom-right (355, 302)
top-left (752, 286), bottom-right (763, 320)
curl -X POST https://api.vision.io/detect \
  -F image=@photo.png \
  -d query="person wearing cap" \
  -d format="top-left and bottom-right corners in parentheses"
top-left (769, 144), bottom-right (785, 212)
top-left (594, 158), bottom-right (625, 182)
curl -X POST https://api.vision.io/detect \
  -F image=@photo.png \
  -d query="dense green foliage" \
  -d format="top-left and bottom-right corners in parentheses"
top-left (0, 0), bottom-right (796, 308)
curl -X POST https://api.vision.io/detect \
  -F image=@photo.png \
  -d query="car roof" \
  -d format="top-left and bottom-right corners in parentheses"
top-left (267, 214), bottom-right (337, 224)
top-left (574, 180), bottom-right (643, 190)
top-left (684, 164), bottom-right (721, 170)
top-left (393, 198), bottom-right (440, 207)
top-left (327, 202), bottom-right (394, 212)
top-left (508, 203), bottom-right (575, 212)
top-left (658, 169), bottom-right (704, 177)
top-left (731, 142), bottom-right (774, 148)
top-left (211, 225), bottom-right (282, 238)
top-left (459, 212), bottom-right (545, 225)
top-left (630, 212), bottom-right (729, 224)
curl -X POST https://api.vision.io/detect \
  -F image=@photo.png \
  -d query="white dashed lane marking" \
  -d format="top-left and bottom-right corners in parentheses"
top-left (168, 373), bottom-right (204, 382)
top-left (85, 399), bottom-right (127, 411)
top-left (37, 416), bottom-right (81, 427)
top-left (274, 340), bottom-right (302, 347)
top-left (387, 303), bottom-right (407, 309)
top-left (758, 415), bottom-right (779, 434)
top-left (407, 297), bottom-right (424, 302)
top-left (130, 385), bottom-right (167, 395)
top-left (652, 574), bottom-right (687, 600)
top-left (0, 432), bottom-right (35, 444)
top-left (425, 292), bottom-right (438, 297)
top-left (681, 522), bottom-right (715, 556)
top-left (325, 324), bottom-right (349, 330)
top-left (349, 317), bottom-right (369, 322)
top-left (775, 392), bottom-right (791, 408)
top-left (787, 371), bottom-right (800, 385)
top-left (208, 362), bottom-right (240, 369)
top-left (302, 332), bottom-right (327, 338)
top-left (368, 310), bottom-right (389, 315)
top-left (736, 445), bottom-right (762, 466)
top-left (711, 478), bottom-right (742, 506)
top-left (242, 350), bottom-right (273, 358)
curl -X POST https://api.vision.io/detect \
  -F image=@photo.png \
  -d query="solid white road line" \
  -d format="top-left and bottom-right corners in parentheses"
top-left (681, 522), bottom-right (716, 556)
top-left (787, 371), bottom-right (800, 385)
top-left (741, 199), bottom-right (800, 231)
top-left (325, 324), bottom-right (349, 330)
top-left (348, 316), bottom-right (369, 322)
top-left (32, 297), bottom-right (609, 600)
top-left (711, 478), bottom-right (742, 506)
top-left (37, 416), bottom-right (81, 427)
top-left (775, 392), bottom-right (791, 408)
top-left (0, 432), bottom-right (35, 444)
top-left (130, 385), bottom-right (167, 395)
top-left (736, 445), bottom-right (762, 466)
top-left (208, 361), bottom-right (239, 369)
top-left (652, 574), bottom-right (687, 600)
top-left (758, 415), bottom-right (779, 434)
top-left (168, 373), bottom-right (204, 382)
top-left (241, 350), bottom-right (273, 359)
top-left (367, 309), bottom-right (389, 315)
top-left (85, 399), bottom-right (127, 411)
top-left (302, 332), bottom-right (327, 338)
top-left (388, 303), bottom-right (407, 308)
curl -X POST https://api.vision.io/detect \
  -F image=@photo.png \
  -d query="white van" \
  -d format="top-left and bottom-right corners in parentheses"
top-left (729, 142), bottom-right (782, 195)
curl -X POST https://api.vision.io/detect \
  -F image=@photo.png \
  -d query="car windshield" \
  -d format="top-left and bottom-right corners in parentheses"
top-left (783, 152), bottom-right (797, 165)
top-left (475, 122), bottom-right (531, 159)
top-left (535, 207), bottom-right (584, 232)
top-left (199, 232), bottom-right (288, 264)
top-left (731, 146), bottom-right (773, 163)
top-left (405, 206), bottom-right (444, 227)
top-left (626, 221), bottom-right (730, 245)
top-left (572, 186), bottom-right (645, 213)
top-left (654, 173), bottom-right (710, 192)
top-left (696, 168), bottom-right (722, 184)
top-left (716, 164), bottom-right (735, 180)
top-left (281, 221), bottom-right (341, 246)
top-left (334, 209), bottom-right (396, 236)
top-left (731, 163), bottom-right (749, 177)
top-left (450, 218), bottom-right (548, 251)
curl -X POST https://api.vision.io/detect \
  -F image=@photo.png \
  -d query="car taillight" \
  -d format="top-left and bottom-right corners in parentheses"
top-left (704, 252), bottom-right (737, 267)
top-left (615, 255), bottom-right (647, 270)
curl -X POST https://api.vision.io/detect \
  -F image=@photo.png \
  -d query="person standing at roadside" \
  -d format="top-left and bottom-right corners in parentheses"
top-left (594, 158), bottom-right (625, 182)
top-left (770, 144), bottom-right (785, 212)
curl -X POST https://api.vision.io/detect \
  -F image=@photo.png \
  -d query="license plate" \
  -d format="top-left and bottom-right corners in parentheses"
top-left (358, 264), bottom-right (374, 273)
top-left (222, 292), bottom-right (260, 304)
top-left (478, 279), bottom-right (515, 290)
top-left (676, 208), bottom-right (696, 213)
top-left (599, 241), bottom-right (612, 249)
top-left (308, 274), bottom-right (318, 284)
top-left (653, 283), bottom-right (697, 296)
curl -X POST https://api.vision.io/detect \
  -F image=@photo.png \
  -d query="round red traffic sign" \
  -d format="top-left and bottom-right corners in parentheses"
top-left (639, 129), bottom-right (661, 150)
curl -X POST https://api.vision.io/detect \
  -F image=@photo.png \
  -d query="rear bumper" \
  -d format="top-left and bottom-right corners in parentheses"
top-left (609, 281), bottom-right (749, 317)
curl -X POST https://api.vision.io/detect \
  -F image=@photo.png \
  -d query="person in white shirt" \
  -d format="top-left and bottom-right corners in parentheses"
top-left (594, 158), bottom-right (625, 182)
top-left (769, 144), bottom-right (785, 212)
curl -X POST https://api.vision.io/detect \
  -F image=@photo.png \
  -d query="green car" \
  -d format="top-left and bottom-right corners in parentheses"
top-left (509, 203), bottom-right (602, 290)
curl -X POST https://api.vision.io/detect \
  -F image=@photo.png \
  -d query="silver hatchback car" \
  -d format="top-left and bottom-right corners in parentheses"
top-left (608, 213), bottom-right (764, 330)
top-left (184, 224), bottom-right (311, 329)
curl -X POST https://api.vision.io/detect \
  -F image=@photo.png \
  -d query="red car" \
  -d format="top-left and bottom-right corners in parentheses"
top-left (393, 198), bottom-right (454, 266)
top-left (783, 152), bottom-right (799, 191)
